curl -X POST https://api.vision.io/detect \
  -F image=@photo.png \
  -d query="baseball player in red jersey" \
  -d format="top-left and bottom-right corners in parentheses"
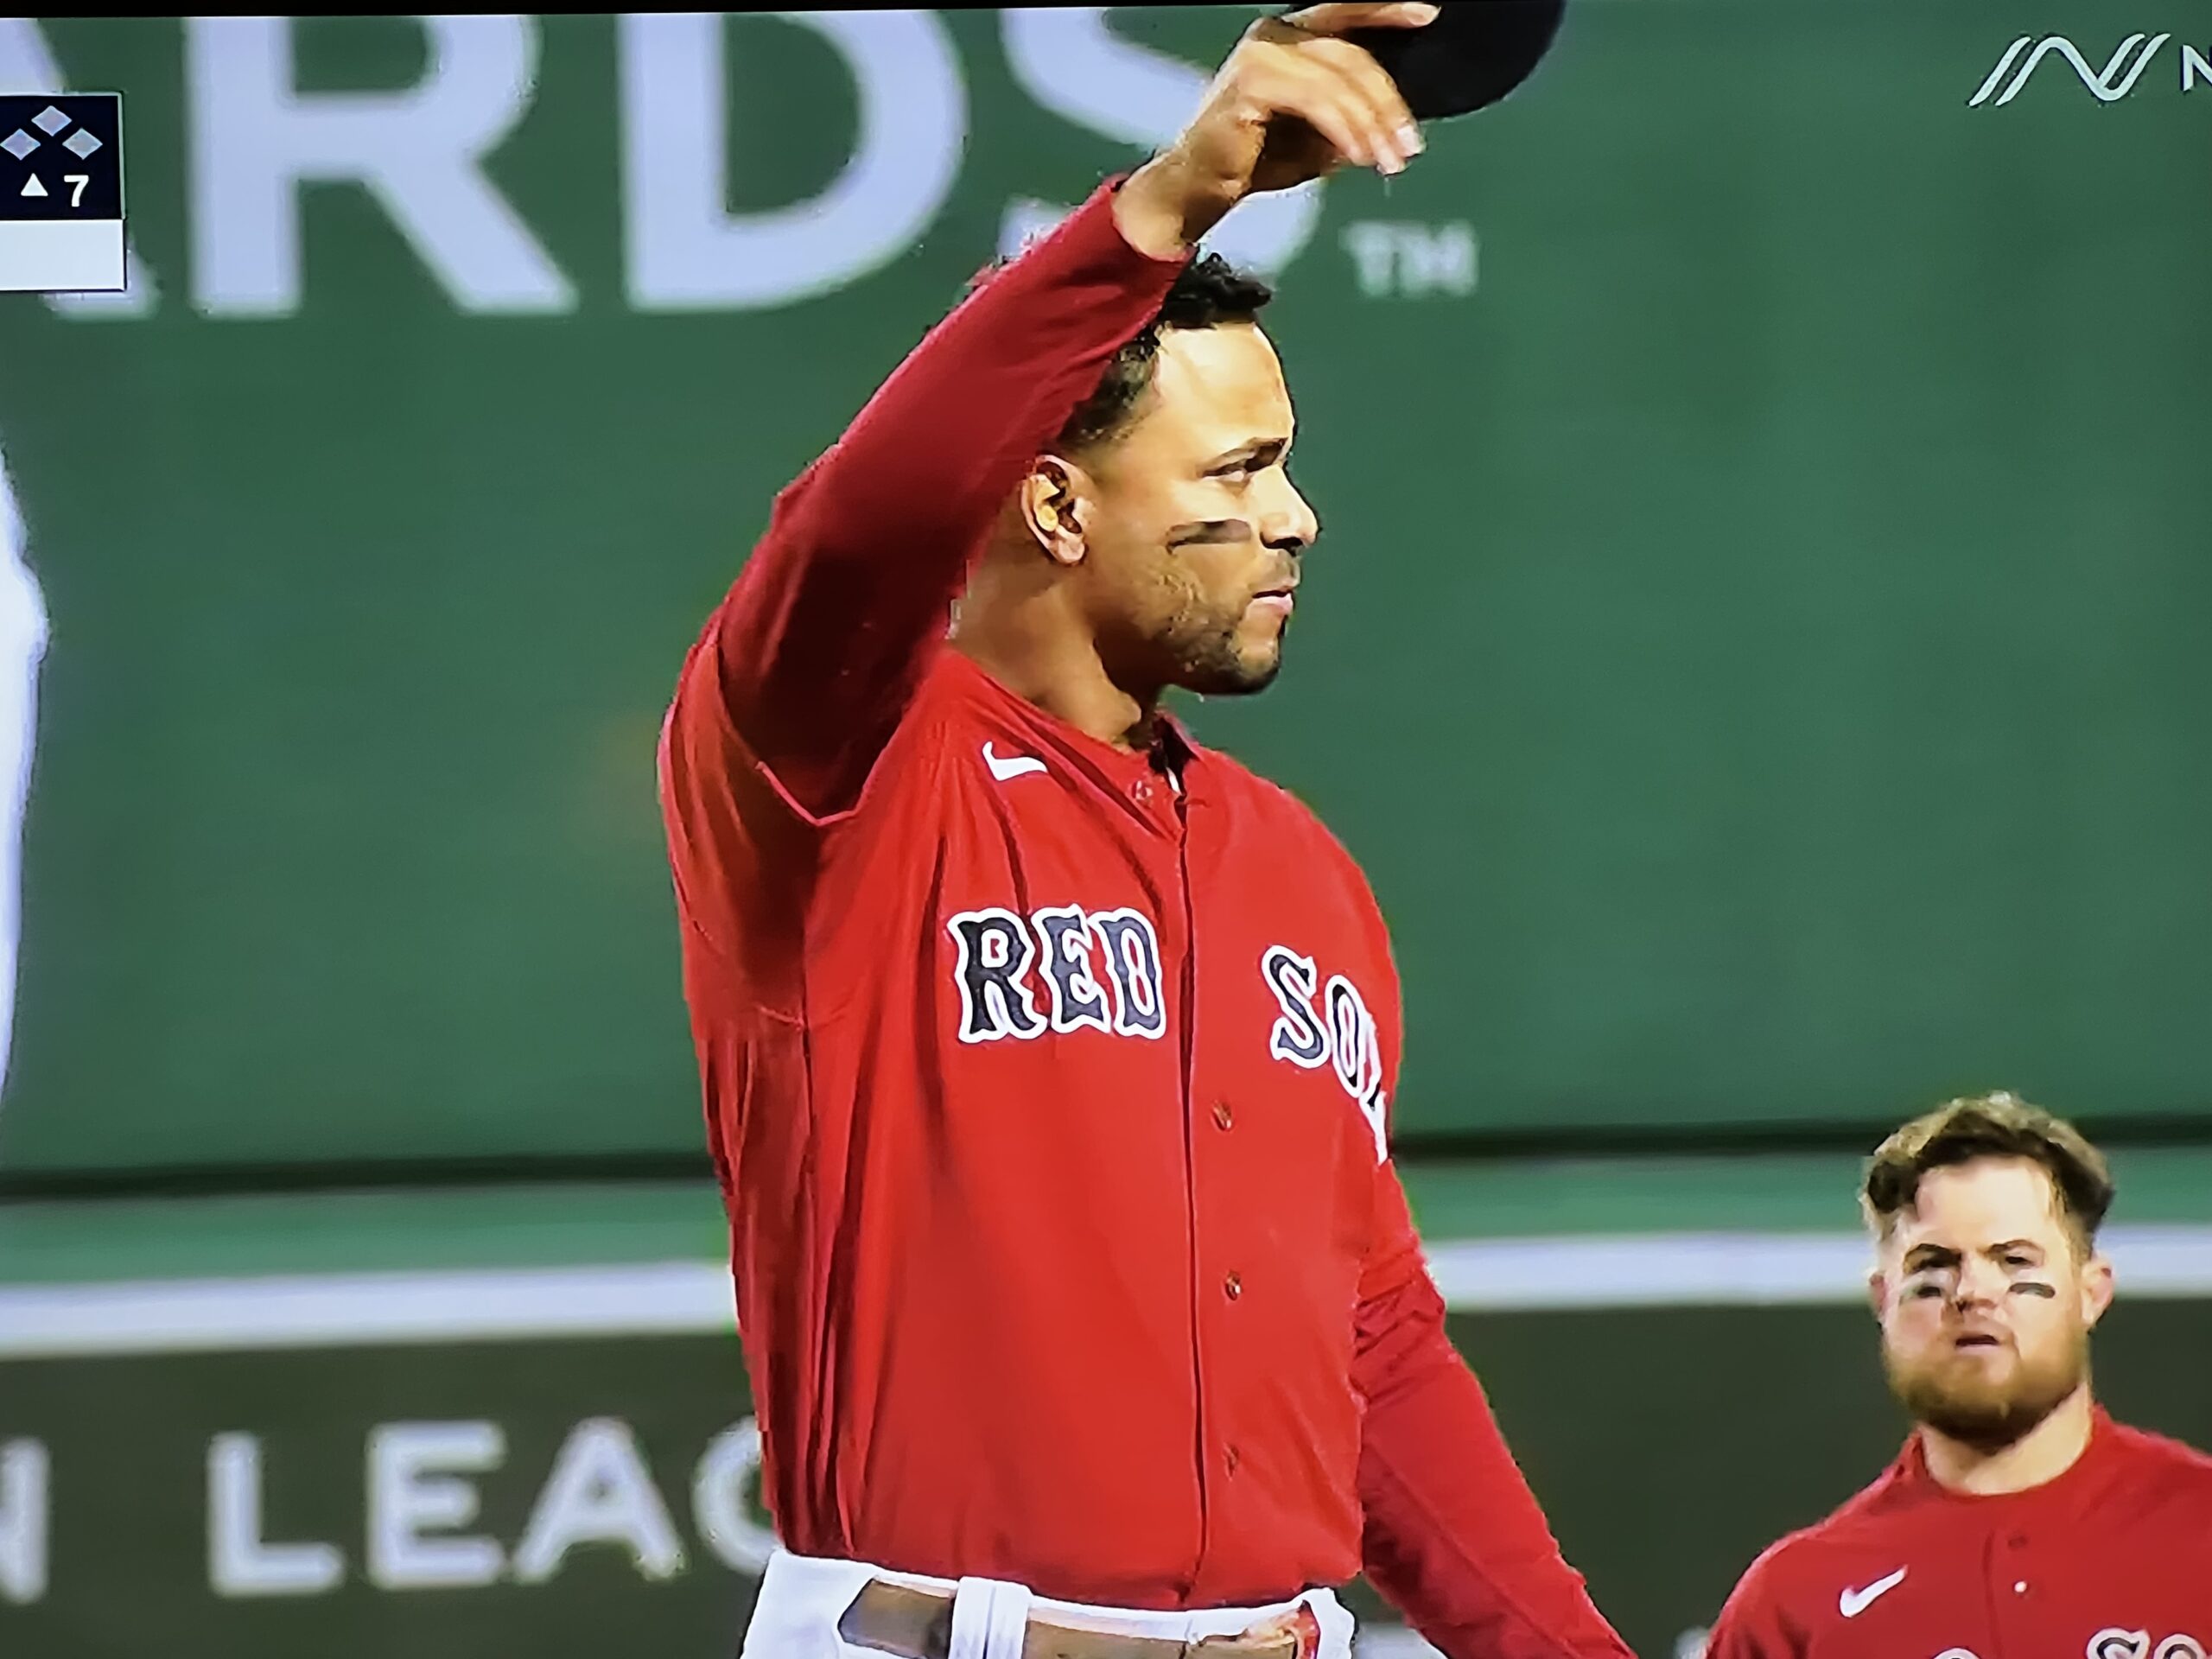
top-left (1703, 1093), bottom-right (2212, 1659)
top-left (658, 6), bottom-right (1631, 1658)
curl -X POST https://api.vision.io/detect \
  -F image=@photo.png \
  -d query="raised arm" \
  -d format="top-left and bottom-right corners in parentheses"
top-left (671, 186), bottom-right (1187, 829)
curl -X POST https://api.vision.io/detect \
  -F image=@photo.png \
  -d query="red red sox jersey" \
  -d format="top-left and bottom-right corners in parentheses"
top-left (658, 181), bottom-right (1630, 1659)
top-left (1705, 1410), bottom-right (2212, 1659)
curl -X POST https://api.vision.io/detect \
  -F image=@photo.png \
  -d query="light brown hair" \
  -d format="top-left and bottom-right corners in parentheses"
top-left (1861, 1091), bottom-right (2115, 1255)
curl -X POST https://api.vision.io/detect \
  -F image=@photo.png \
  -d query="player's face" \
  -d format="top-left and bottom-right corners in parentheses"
top-left (1873, 1158), bottom-right (2113, 1451)
top-left (1077, 323), bottom-right (1319, 697)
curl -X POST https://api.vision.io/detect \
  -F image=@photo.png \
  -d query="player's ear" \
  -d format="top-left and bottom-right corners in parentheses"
top-left (1866, 1266), bottom-right (1889, 1323)
top-left (2079, 1249), bottom-right (2115, 1329)
top-left (1020, 459), bottom-right (1087, 568)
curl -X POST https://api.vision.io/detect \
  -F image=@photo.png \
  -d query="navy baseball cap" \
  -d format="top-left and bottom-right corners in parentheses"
top-left (1319, 1), bottom-right (1569, 121)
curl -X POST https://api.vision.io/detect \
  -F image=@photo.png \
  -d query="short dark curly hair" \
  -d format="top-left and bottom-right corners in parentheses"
top-left (966, 251), bottom-right (1274, 454)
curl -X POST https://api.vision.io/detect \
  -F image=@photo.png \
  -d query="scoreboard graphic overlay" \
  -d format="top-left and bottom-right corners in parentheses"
top-left (0, 93), bottom-right (124, 293)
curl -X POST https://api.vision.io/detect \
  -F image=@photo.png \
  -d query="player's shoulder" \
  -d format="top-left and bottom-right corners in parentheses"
top-left (1722, 1516), bottom-right (1844, 1603)
top-left (1199, 743), bottom-right (1314, 817)
top-left (1707, 1520), bottom-right (1830, 1644)
top-left (2104, 1415), bottom-right (2212, 1498)
top-left (1721, 1459), bottom-right (1923, 1604)
top-left (1204, 747), bottom-right (1369, 875)
top-left (1214, 752), bottom-right (1397, 937)
top-left (2106, 1416), bottom-right (2212, 1471)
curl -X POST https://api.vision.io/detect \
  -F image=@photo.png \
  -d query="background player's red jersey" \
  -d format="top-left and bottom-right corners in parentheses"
top-left (658, 183), bottom-right (1630, 1657)
top-left (1704, 1410), bottom-right (2212, 1658)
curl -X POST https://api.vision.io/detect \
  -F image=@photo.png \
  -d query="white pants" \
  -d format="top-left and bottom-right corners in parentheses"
top-left (742, 1548), bottom-right (1356, 1659)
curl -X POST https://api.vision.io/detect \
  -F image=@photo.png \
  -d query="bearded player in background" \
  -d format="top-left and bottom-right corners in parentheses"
top-left (1703, 1093), bottom-right (2212, 1657)
top-left (659, 4), bottom-right (1630, 1657)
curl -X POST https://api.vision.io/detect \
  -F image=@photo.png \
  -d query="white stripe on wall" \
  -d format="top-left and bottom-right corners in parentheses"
top-left (1419, 1225), bottom-right (2212, 1309)
top-left (1, 1224), bottom-right (2208, 1358)
top-left (0, 1262), bottom-right (735, 1358)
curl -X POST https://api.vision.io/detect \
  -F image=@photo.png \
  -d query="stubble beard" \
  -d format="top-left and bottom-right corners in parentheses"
top-left (1172, 615), bottom-right (1284, 698)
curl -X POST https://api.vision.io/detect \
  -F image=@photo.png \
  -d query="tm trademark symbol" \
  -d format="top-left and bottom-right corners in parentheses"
top-left (1340, 220), bottom-right (1477, 298)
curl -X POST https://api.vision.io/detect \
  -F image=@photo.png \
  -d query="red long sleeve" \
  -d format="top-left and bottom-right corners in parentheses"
top-left (1355, 1171), bottom-right (1634, 1659)
top-left (673, 181), bottom-right (1186, 829)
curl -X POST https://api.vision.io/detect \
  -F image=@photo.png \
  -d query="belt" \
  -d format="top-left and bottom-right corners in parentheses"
top-left (838, 1580), bottom-right (1321, 1659)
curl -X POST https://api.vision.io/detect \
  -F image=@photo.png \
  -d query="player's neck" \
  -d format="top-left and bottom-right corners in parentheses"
top-left (1918, 1383), bottom-right (2097, 1496)
top-left (951, 607), bottom-right (1162, 753)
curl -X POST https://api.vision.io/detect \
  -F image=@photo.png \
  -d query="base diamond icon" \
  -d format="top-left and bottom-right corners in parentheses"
top-left (0, 90), bottom-right (127, 294)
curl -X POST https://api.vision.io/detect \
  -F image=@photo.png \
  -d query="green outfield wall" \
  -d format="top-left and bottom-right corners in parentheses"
top-left (0, 4), bottom-right (2205, 1178)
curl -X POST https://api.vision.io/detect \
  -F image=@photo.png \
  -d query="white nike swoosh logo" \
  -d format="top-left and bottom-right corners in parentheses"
top-left (983, 742), bottom-right (1047, 782)
top-left (1839, 1567), bottom-right (1907, 1618)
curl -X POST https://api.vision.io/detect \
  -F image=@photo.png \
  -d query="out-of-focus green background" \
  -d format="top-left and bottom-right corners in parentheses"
top-left (0, 5), bottom-right (2208, 1656)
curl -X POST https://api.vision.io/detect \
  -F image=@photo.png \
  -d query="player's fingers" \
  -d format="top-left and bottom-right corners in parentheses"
top-left (1265, 53), bottom-right (1410, 174)
top-left (1300, 35), bottom-right (1422, 164)
top-left (1243, 20), bottom-right (1421, 172)
top-left (1279, 86), bottom-right (1378, 173)
top-left (1284, 2), bottom-right (1440, 37)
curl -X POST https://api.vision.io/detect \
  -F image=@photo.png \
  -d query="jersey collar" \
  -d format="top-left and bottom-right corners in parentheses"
top-left (1893, 1402), bottom-right (2117, 1510)
top-left (942, 648), bottom-right (1208, 784)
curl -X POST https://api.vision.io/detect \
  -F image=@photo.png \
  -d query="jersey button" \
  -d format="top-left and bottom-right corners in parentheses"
top-left (1224, 1272), bottom-right (1243, 1301)
top-left (1212, 1101), bottom-right (1234, 1131)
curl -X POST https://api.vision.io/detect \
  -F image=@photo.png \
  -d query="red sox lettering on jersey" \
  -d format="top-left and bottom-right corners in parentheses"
top-left (947, 908), bottom-right (1390, 1164)
top-left (947, 905), bottom-right (1168, 1044)
top-left (1905, 1636), bottom-right (2209, 1659)
top-left (1916, 1635), bottom-right (2209, 1659)
top-left (1262, 944), bottom-right (1389, 1162)
top-left (2086, 1633), bottom-right (2205, 1659)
